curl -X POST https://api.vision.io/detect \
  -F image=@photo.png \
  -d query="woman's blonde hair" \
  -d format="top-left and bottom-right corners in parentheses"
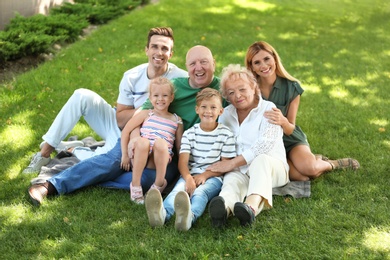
top-left (219, 64), bottom-right (260, 100)
top-left (245, 41), bottom-right (299, 84)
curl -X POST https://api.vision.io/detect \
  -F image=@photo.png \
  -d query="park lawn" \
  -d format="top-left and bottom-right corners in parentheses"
top-left (1, 0), bottom-right (389, 259)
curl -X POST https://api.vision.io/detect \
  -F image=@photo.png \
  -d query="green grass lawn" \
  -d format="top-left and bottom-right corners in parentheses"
top-left (1, 0), bottom-right (390, 259)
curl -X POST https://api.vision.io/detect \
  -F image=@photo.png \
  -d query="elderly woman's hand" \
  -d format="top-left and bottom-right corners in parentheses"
top-left (207, 160), bottom-right (236, 173)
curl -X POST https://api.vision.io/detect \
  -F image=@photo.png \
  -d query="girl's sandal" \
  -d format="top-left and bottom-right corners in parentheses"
top-left (328, 158), bottom-right (360, 171)
top-left (130, 182), bottom-right (145, 205)
top-left (150, 179), bottom-right (167, 193)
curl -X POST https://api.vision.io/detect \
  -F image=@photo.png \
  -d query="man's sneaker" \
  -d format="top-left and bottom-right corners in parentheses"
top-left (22, 152), bottom-right (51, 174)
top-left (174, 191), bottom-right (193, 231)
top-left (40, 140), bottom-right (84, 153)
top-left (145, 188), bottom-right (166, 227)
top-left (209, 196), bottom-right (228, 228)
top-left (28, 183), bottom-right (49, 206)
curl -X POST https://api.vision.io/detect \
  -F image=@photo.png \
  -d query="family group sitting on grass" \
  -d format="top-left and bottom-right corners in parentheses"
top-left (26, 27), bottom-right (360, 230)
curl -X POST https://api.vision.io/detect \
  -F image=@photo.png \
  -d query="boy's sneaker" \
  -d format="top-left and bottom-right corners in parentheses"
top-left (22, 152), bottom-right (51, 174)
top-left (174, 191), bottom-right (193, 231)
top-left (40, 140), bottom-right (84, 153)
top-left (145, 188), bottom-right (166, 227)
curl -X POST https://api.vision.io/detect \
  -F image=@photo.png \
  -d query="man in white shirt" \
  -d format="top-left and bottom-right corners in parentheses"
top-left (23, 27), bottom-right (187, 173)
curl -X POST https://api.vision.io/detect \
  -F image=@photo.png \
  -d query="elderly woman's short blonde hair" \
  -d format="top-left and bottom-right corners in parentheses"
top-left (219, 64), bottom-right (260, 100)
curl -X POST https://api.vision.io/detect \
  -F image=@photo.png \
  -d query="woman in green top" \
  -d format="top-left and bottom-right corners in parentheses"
top-left (245, 41), bottom-right (360, 181)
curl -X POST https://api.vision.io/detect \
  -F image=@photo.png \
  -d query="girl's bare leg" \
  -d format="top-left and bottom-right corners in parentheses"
top-left (151, 138), bottom-right (170, 187)
top-left (131, 138), bottom-right (150, 186)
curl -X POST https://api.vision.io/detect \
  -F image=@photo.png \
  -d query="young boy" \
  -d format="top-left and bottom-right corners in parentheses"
top-left (144, 88), bottom-right (236, 231)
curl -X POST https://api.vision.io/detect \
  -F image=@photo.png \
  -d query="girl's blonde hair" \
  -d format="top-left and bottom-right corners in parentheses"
top-left (148, 77), bottom-right (175, 96)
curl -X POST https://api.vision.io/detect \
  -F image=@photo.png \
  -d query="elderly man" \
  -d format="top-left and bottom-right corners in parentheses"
top-left (28, 45), bottom-right (222, 206)
top-left (23, 27), bottom-right (187, 173)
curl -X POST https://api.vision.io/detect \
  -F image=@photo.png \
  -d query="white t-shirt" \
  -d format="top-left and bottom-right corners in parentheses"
top-left (117, 62), bottom-right (187, 108)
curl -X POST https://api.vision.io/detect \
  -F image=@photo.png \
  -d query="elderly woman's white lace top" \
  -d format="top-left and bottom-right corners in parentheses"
top-left (218, 96), bottom-right (289, 174)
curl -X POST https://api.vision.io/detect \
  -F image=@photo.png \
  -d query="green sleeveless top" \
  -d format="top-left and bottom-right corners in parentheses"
top-left (262, 76), bottom-right (309, 153)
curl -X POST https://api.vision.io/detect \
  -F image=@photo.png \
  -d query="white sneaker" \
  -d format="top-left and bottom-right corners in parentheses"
top-left (40, 140), bottom-right (84, 153)
top-left (22, 152), bottom-right (51, 174)
top-left (145, 188), bottom-right (166, 227)
top-left (174, 191), bottom-right (193, 231)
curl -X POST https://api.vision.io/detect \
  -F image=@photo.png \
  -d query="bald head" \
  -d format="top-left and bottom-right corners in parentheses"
top-left (186, 45), bottom-right (212, 62)
top-left (185, 45), bottom-right (216, 89)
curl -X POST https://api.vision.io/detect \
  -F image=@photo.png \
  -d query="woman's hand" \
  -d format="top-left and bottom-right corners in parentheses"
top-left (264, 107), bottom-right (286, 126)
top-left (264, 107), bottom-right (283, 125)
top-left (207, 160), bottom-right (235, 173)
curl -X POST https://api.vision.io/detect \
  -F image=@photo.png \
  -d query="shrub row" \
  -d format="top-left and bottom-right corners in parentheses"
top-left (0, 0), bottom-right (144, 63)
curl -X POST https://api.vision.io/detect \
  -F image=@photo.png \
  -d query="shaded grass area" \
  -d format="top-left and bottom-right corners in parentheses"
top-left (1, 0), bottom-right (390, 258)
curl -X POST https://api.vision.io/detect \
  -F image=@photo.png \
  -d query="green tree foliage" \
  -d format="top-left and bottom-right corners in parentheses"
top-left (0, 0), bottom-right (141, 63)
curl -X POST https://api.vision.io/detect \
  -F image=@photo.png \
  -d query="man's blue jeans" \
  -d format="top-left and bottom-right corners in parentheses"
top-left (48, 138), bottom-right (179, 194)
top-left (163, 175), bottom-right (222, 223)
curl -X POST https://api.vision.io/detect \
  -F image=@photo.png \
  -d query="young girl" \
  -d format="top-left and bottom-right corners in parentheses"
top-left (120, 77), bottom-right (183, 204)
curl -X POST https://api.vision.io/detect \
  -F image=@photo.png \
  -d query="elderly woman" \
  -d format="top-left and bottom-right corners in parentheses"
top-left (207, 64), bottom-right (289, 227)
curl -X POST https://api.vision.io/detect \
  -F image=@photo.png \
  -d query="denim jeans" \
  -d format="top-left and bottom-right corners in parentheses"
top-left (49, 139), bottom-right (179, 194)
top-left (42, 88), bottom-right (121, 160)
top-left (163, 175), bottom-right (222, 223)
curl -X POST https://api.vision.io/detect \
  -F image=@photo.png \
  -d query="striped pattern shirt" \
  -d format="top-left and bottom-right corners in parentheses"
top-left (180, 123), bottom-right (236, 176)
top-left (141, 110), bottom-right (181, 156)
